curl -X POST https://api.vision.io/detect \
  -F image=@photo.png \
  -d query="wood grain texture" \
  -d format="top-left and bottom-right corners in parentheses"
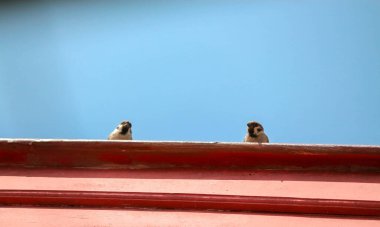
top-left (0, 139), bottom-right (380, 171)
top-left (1, 139), bottom-right (380, 221)
top-left (1, 190), bottom-right (380, 217)
top-left (2, 207), bottom-right (379, 227)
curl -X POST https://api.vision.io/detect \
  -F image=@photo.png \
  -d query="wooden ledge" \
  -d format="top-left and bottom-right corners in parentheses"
top-left (1, 190), bottom-right (379, 216)
top-left (0, 139), bottom-right (380, 172)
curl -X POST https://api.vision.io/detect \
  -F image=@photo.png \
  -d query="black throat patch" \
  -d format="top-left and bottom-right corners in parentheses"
top-left (120, 126), bottom-right (129, 135)
top-left (248, 129), bottom-right (257, 137)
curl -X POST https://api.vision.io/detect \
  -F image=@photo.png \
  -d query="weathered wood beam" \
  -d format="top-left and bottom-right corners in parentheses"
top-left (0, 139), bottom-right (379, 171)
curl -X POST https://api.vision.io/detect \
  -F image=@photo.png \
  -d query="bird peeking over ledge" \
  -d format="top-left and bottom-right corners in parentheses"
top-left (244, 121), bottom-right (269, 143)
top-left (108, 121), bottom-right (132, 140)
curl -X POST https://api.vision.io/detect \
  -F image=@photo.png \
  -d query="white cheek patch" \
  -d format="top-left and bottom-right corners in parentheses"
top-left (254, 127), bottom-right (263, 135)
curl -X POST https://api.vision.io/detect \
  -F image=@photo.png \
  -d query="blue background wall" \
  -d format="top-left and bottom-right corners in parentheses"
top-left (0, 0), bottom-right (379, 144)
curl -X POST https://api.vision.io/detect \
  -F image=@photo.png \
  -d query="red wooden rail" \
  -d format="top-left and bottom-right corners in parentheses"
top-left (1, 139), bottom-right (380, 218)
top-left (0, 139), bottom-right (380, 171)
top-left (1, 190), bottom-right (380, 216)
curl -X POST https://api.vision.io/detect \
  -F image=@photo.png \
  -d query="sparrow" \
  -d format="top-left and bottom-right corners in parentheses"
top-left (244, 121), bottom-right (269, 143)
top-left (108, 121), bottom-right (132, 140)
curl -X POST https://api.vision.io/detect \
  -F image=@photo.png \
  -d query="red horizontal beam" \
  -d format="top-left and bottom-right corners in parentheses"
top-left (0, 190), bottom-right (379, 216)
top-left (0, 140), bottom-right (380, 171)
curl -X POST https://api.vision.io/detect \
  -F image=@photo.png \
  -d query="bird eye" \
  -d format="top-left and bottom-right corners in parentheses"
top-left (257, 128), bottom-right (262, 132)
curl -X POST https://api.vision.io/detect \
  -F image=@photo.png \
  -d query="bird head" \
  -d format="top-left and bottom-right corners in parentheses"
top-left (247, 121), bottom-right (264, 137)
top-left (117, 121), bottom-right (132, 135)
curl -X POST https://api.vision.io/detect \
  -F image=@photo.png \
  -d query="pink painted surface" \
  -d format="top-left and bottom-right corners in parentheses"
top-left (0, 168), bottom-right (379, 201)
top-left (1, 140), bottom-right (380, 225)
top-left (0, 208), bottom-right (379, 227)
